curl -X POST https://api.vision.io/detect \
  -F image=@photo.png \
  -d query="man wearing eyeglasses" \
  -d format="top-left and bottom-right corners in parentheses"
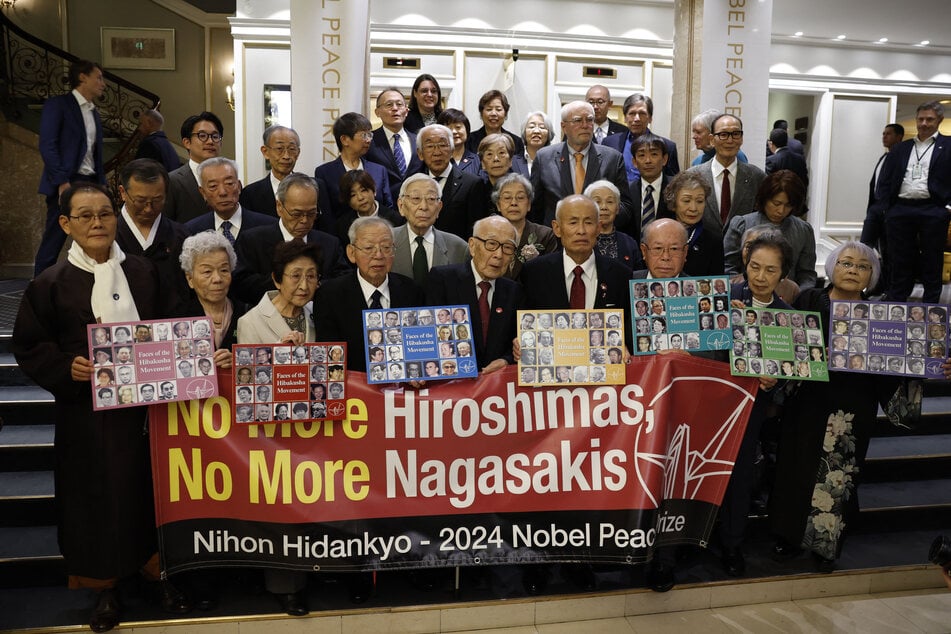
top-left (166, 111), bottom-right (224, 222)
top-left (426, 216), bottom-right (524, 373)
top-left (391, 174), bottom-right (468, 284)
top-left (603, 93), bottom-right (680, 182)
top-left (412, 124), bottom-right (485, 240)
top-left (586, 85), bottom-right (627, 143)
top-left (365, 88), bottom-right (423, 195)
top-left (530, 101), bottom-right (633, 226)
top-left (185, 156), bottom-right (274, 242)
top-left (314, 216), bottom-right (423, 372)
top-left (687, 113), bottom-right (765, 233)
top-left (232, 173), bottom-right (350, 304)
top-left (241, 125), bottom-right (307, 218)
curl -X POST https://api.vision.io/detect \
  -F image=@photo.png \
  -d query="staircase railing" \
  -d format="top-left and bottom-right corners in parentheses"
top-left (0, 12), bottom-right (161, 186)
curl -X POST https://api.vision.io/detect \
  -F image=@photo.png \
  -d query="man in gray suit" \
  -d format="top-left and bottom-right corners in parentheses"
top-left (687, 114), bottom-right (765, 234)
top-left (391, 174), bottom-right (468, 284)
top-left (530, 101), bottom-right (633, 227)
top-left (165, 112), bottom-right (224, 222)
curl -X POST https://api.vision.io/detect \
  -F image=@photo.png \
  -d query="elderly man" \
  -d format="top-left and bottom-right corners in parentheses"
top-left (165, 111), bottom-right (224, 222)
top-left (232, 173), bottom-right (350, 304)
top-left (135, 109), bottom-right (181, 172)
top-left (690, 109), bottom-right (749, 167)
top-left (632, 218), bottom-right (690, 282)
top-left (365, 88), bottom-right (423, 195)
top-left (314, 216), bottom-right (423, 372)
top-left (530, 101), bottom-right (632, 227)
top-left (426, 216), bottom-right (524, 372)
top-left (413, 124), bottom-right (485, 240)
top-left (603, 93), bottom-right (680, 181)
top-left (240, 125), bottom-right (304, 218)
top-left (391, 174), bottom-right (468, 285)
top-left (185, 157), bottom-right (275, 243)
top-left (687, 114), bottom-right (766, 234)
top-left (586, 85), bottom-right (627, 144)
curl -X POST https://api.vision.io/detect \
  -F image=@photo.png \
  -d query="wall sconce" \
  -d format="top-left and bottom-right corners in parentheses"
top-left (225, 84), bottom-right (235, 112)
top-left (0, 0), bottom-right (18, 10)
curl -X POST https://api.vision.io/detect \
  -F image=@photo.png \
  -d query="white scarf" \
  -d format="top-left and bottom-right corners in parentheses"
top-left (67, 241), bottom-right (140, 323)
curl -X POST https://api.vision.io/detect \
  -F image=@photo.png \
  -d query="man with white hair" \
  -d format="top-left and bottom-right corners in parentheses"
top-left (184, 156), bottom-right (275, 242)
top-left (414, 124), bottom-right (485, 239)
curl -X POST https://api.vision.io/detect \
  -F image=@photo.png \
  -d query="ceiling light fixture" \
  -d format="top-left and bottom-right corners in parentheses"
top-left (793, 31), bottom-right (803, 37)
top-left (878, 38), bottom-right (888, 43)
top-left (836, 34), bottom-right (846, 40)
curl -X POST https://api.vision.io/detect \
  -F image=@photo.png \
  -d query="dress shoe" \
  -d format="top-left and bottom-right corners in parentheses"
top-left (772, 539), bottom-right (802, 562)
top-left (89, 588), bottom-right (120, 633)
top-left (348, 572), bottom-right (373, 604)
top-left (645, 561), bottom-right (676, 592)
top-left (277, 591), bottom-right (309, 616)
top-left (521, 565), bottom-right (549, 595)
top-left (721, 547), bottom-right (746, 577)
top-left (156, 579), bottom-right (192, 614)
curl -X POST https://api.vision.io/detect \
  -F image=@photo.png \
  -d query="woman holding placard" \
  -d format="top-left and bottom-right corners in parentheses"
top-left (771, 241), bottom-right (898, 573)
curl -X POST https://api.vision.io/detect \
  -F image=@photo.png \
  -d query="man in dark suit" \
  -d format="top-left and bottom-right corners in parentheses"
top-left (313, 216), bottom-right (423, 372)
top-left (232, 173), bottom-right (351, 304)
top-left (877, 101), bottom-right (951, 302)
top-left (586, 85), bottom-right (627, 144)
top-left (364, 88), bottom-right (422, 196)
top-left (768, 120), bottom-right (804, 157)
top-left (239, 125), bottom-right (302, 219)
top-left (602, 93), bottom-right (680, 181)
top-left (165, 111), bottom-right (223, 223)
top-left (414, 124), bottom-right (485, 239)
top-left (765, 129), bottom-right (809, 191)
top-left (860, 123), bottom-right (904, 294)
top-left (184, 157), bottom-right (275, 242)
top-left (134, 109), bottom-right (181, 172)
top-left (35, 60), bottom-right (105, 275)
top-left (530, 101), bottom-right (633, 227)
top-left (626, 133), bottom-right (672, 241)
top-left (426, 216), bottom-right (523, 371)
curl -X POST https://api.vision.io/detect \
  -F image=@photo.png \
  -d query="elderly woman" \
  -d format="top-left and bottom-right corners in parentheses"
top-left (493, 173), bottom-right (558, 280)
top-left (12, 183), bottom-right (189, 631)
top-left (334, 169), bottom-right (402, 245)
top-left (437, 108), bottom-right (481, 175)
top-left (730, 224), bottom-right (801, 304)
top-left (585, 180), bottom-right (639, 270)
top-left (404, 73), bottom-right (442, 133)
top-left (521, 111), bottom-right (554, 175)
top-left (466, 89), bottom-right (525, 156)
top-left (723, 170), bottom-right (817, 288)
top-left (661, 170), bottom-right (724, 276)
top-left (771, 241), bottom-right (898, 573)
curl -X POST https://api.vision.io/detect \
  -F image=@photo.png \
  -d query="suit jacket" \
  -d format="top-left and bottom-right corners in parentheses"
top-left (426, 263), bottom-right (524, 366)
top-left (422, 165), bottom-right (486, 239)
top-left (688, 160), bottom-right (766, 234)
top-left (334, 205), bottom-right (404, 245)
top-left (455, 150), bottom-right (482, 176)
top-left (236, 291), bottom-right (316, 344)
top-left (174, 295), bottom-right (248, 350)
top-left (391, 225), bottom-right (469, 280)
top-left (231, 223), bottom-right (352, 305)
top-left (626, 174), bottom-right (672, 240)
top-left (115, 214), bottom-right (190, 315)
top-left (238, 175), bottom-right (279, 218)
top-left (722, 212), bottom-right (816, 288)
top-left (166, 163), bottom-right (209, 223)
top-left (467, 126), bottom-right (525, 156)
top-left (877, 134), bottom-right (951, 209)
top-left (506, 220), bottom-right (559, 281)
top-left (602, 129), bottom-right (680, 180)
top-left (183, 205), bottom-right (276, 239)
top-left (861, 153), bottom-right (890, 246)
top-left (135, 131), bottom-right (181, 173)
top-left (529, 142), bottom-right (633, 227)
top-left (765, 147), bottom-right (809, 189)
top-left (313, 271), bottom-right (423, 371)
top-left (683, 222), bottom-right (725, 277)
top-left (38, 92), bottom-right (104, 196)
top-left (314, 157), bottom-right (394, 221)
top-left (364, 127), bottom-right (423, 196)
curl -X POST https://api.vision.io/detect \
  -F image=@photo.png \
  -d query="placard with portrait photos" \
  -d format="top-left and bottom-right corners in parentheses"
top-left (362, 306), bottom-right (479, 383)
top-left (728, 307), bottom-right (829, 382)
top-left (828, 300), bottom-right (948, 378)
top-left (516, 309), bottom-right (626, 387)
top-left (631, 276), bottom-right (733, 355)
top-left (232, 343), bottom-right (348, 423)
top-left (88, 316), bottom-right (219, 411)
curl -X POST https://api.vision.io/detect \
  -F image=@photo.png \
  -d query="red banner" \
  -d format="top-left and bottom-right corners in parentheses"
top-left (151, 355), bottom-right (758, 573)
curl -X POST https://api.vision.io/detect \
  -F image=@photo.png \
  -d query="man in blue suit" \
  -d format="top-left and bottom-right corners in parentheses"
top-left (36, 60), bottom-right (105, 275)
top-left (134, 109), bottom-right (181, 172)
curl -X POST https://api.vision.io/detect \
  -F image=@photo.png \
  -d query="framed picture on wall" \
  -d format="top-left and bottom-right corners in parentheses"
top-left (264, 84), bottom-right (292, 130)
top-left (101, 27), bottom-right (175, 70)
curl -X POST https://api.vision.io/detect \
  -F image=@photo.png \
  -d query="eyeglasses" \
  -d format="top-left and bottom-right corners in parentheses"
top-left (128, 196), bottom-right (165, 208)
top-left (422, 141), bottom-right (451, 151)
top-left (351, 243), bottom-right (395, 256)
top-left (587, 99), bottom-right (608, 106)
top-left (471, 236), bottom-right (517, 256)
top-left (836, 260), bottom-right (872, 272)
top-left (190, 131), bottom-right (223, 143)
top-left (284, 272), bottom-right (320, 286)
top-left (401, 195), bottom-right (440, 206)
top-left (266, 144), bottom-right (300, 156)
top-left (355, 132), bottom-right (374, 141)
top-left (379, 100), bottom-right (405, 110)
top-left (646, 245), bottom-right (686, 257)
top-left (498, 193), bottom-right (529, 204)
top-left (566, 116), bottom-right (595, 125)
top-left (69, 211), bottom-right (117, 224)
top-left (285, 210), bottom-right (318, 221)
top-left (713, 130), bottom-right (744, 141)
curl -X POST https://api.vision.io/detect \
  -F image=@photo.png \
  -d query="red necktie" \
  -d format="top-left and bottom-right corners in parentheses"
top-left (478, 281), bottom-right (491, 343)
top-left (569, 266), bottom-right (585, 309)
top-left (720, 169), bottom-right (732, 225)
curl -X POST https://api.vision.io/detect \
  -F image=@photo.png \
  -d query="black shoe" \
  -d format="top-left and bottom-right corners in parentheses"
top-left (814, 554), bottom-right (836, 574)
top-left (721, 547), bottom-right (746, 577)
top-left (277, 591), bottom-right (309, 616)
top-left (348, 572), bottom-right (373, 604)
top-left (645, 562), bottom-right (676, 593)
top-left (521, 565), bottom-right (549, 595)
top-left (89, 588), bottom-right (120, 633)
top-left (772, 539), bottom-right (802, 562)
top-left (156, 580), bottom-right (192, 614)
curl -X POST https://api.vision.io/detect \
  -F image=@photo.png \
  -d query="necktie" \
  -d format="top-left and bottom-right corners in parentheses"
top-left (220, 220), bottom-right (235, 245)
top-left (569, 265), bottom-right (585, 309)
top-left (595, 127), bottom-right (605, 144)
top-left (720, 169), bottom-right (732, 225)
top-left (477, 281), bottom-right (491, 343)
top-left (369, 289), bottom-right (383, 309)
top-left (642, 184), bottom-right (655, 229)
top-left (573, 152), bottom-right (585, 194)
top-left (412, 235), bottom-right (428, 285)
top-left (392, 133), bottom-right (407, 176)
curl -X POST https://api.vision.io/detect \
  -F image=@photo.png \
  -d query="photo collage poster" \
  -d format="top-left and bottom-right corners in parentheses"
top-left (828, 301), bottom-right (948, 378)
top-left (516, 309), bottom-right (626, 387)
top-left (362, 306), bottom-right (479, 383)
top-left (233, 343), bottom-right (348, 423)
top-left (88, 316), bottom-right (219, 411)
top-left (631, 276), bottom-right (733, 355)
top-left (729, 307), bottom-right (829, 382)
